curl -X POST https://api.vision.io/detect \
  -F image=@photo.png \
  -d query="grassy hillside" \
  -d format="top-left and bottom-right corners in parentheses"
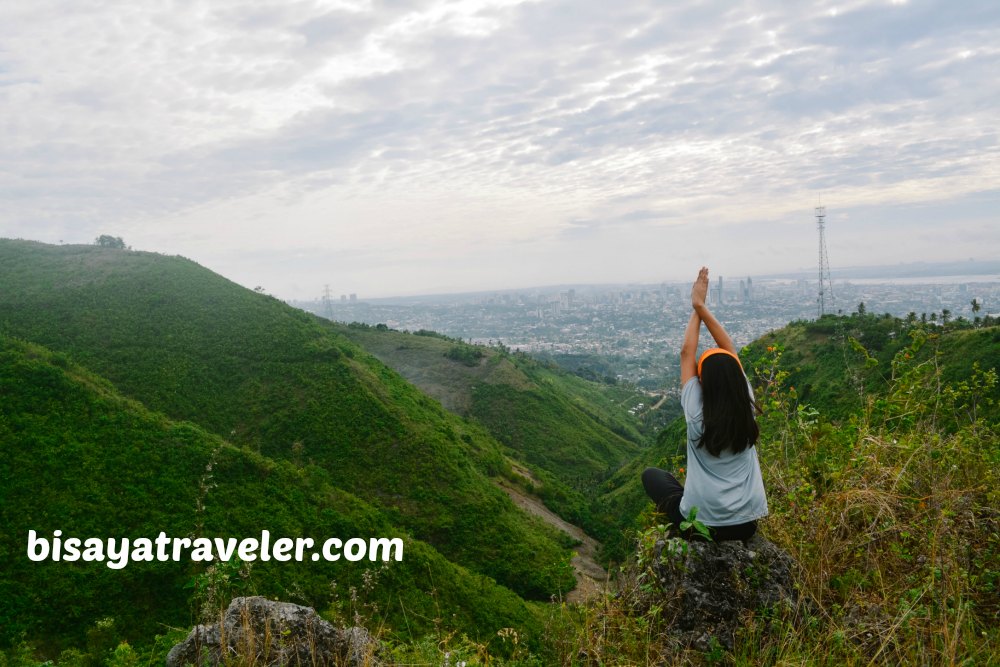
top-left (0, 337), bottom-right (541, 654)
top-left (592, 315), bottom-right (1000, 563)
top-left (337, 324), bottom-right (645, 458)
top-left (545, 325), bottom-right (1000, 665)
top-left (588, 418), bottom-right (688, 562)
top-left (742, 313), bottom-right (1000, 425)
top-left (5, 284), bottom-right (998, 664)
top-left (0, 240), bottom-right (573, 602)
top-left (336, 324), bottom-right (645, 533)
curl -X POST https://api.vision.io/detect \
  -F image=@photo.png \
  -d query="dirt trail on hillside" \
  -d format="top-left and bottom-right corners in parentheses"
top-left (499, 465), bottom-right (607, 603)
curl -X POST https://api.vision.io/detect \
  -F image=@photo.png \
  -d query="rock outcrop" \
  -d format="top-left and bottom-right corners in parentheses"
top-left (651, 533), bottom-right (798, 651)
top-left (166, 597), bottom-right (381, 667)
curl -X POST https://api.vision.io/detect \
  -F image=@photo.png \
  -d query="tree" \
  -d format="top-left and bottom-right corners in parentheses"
top-left (94, 235), bottom-right (126, 249)
top-left (941, 309), bottom-right (951, 325)
top-left (856, 302), bottom-right (867, 316)
top-left (971, 299), bottom-right (981, 315)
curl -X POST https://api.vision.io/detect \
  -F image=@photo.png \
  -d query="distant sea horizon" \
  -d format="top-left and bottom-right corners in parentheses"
top-left (840, 274), bottom-right (1000, 286)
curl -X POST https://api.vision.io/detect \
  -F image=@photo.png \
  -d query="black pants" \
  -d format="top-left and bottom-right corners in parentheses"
top-left (641, 467), bottom-right (757, 542)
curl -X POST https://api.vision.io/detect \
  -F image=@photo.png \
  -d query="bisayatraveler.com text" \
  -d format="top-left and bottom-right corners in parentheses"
top-left (26, 530), bottom-right (403, 569)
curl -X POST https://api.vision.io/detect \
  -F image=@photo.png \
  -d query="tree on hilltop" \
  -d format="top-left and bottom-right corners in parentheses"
top-left (94, 235), bottom-right (127, 249)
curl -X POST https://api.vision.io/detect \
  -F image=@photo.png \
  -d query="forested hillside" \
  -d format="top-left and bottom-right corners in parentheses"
top-left (0, 338), bottom-right (540, 652)
top-left (336, 323), bottom-right (646, 540)
top-left (0, 241), bottom-right (574, 617)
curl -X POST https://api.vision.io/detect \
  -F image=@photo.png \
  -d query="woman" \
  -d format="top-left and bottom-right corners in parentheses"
top-left (642, 267), bottom-right (768, 541)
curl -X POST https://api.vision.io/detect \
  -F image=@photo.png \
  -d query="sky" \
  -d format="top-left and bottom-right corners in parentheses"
top-left (2, 0), bottom-right (998, 299)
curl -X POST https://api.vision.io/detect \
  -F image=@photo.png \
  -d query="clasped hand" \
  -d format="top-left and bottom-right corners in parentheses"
top-left (691, 266), bottom-right (709, 310)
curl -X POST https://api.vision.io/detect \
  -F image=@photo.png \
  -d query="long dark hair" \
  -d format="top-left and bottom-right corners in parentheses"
top-left (698, 353), bottom-right (759, 456)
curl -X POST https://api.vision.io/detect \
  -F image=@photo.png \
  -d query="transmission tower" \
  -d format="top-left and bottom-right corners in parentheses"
top-left (816, 205), bottom-right (834, 316)
top-left (322, 284), bottom-right (334, 319)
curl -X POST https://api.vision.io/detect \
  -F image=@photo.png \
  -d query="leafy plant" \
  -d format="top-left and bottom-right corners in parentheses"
top-left (679, 506), bottom-right (712, 541)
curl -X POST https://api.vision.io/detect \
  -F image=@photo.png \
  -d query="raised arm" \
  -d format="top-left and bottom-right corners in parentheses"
top-left (695, 304), bottom-right (736, 355)
top-left (680, 309), bottom-right (700, 385)
top-left (691, 267), bottom-right (736, 355)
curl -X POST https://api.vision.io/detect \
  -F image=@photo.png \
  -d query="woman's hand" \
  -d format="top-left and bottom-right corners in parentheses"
top-left (691, 266), bottom-right (737, 355)
top-left (691, 266), bottom-right (709, 310)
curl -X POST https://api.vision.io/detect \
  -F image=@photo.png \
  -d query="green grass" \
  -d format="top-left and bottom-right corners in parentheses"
top-left (0, 337), bottom-right (542, 655)
top-left (741, 313), bottom-right (1000, 425)
top-left (337, 323), bottom-right (647, 539)
top-left (5, 240), bottom-right (998, 665)
top-left (533, 335), bottom-right (1000, 665)
top-left (591, 315), bottom-right (1000, 565)
top-left (0, 240), bottom-right (573, 605)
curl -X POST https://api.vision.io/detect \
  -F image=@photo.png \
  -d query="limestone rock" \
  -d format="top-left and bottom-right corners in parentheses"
top-left (166, 596), bottom-right (381, 667)
top-left (651, 533), bottom-right (798, 651)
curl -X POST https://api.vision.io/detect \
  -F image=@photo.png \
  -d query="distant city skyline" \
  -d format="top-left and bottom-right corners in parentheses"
top-left (312, 257), bottom-right (1000, 303)
top-left (2, 1), bottom-right (999, 299)
top-left (300, 273), bottom-right (1000, 390)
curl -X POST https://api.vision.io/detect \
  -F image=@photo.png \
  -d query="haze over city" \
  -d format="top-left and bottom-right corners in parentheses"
top-left (3, 0), bottom-right (998, 298)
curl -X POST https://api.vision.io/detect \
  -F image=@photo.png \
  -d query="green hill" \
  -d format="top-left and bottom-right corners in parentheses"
top-left (591, 314), bottom-right (1000, 563)
top-left (5, 246), bottom-right (998, 665)
top-left (548, 321), bottom-right (1000, 665)
top-left (0, 240), bottom-right (573, 604)
top-left (741, 313), bottom-right (1000, 425)
top-left (0, 337), bottom-right (540, 652)
top-left (335, 323), bottom-right (645, 535)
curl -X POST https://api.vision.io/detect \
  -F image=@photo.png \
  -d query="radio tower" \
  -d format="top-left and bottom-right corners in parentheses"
top-left (322, 284), bottom-right (334, 319)
top-left (816, 204), bottom-right (834, 316)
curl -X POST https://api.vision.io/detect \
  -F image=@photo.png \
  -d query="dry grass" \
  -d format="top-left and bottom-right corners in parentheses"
top-left (528, 343), bottom-right (1000, 666)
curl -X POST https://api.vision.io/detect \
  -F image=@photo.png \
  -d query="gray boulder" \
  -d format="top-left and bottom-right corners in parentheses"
top-left (166, 597), bottom-right (381, 667)
top-left (651, 533), bottom-right (798, 651)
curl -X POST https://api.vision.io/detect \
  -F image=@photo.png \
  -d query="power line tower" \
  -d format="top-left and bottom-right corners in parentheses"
top-left (322, 284), bottom-right (334, 319)
top-left (816, 205), bottom-right (834, 316)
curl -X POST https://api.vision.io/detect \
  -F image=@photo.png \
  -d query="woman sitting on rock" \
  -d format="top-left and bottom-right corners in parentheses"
top-left (642, 266), bottom-right (768, 541)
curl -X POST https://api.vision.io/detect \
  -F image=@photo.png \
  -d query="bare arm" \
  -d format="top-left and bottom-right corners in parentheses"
top-left (694, 303), bottom-right (737, 355)
top-left (680, 309), bottom-right (700, 385)
top-left (690, 266), bottom-right (737, 355)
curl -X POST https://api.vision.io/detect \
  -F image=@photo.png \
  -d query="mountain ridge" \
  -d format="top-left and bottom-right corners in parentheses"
top-left (0, 239), bottom-right (574, 603)
top-left (0, 336), bottom-right (540, 650)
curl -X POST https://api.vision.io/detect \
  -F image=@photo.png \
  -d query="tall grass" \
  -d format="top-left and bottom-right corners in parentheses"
top-left (741, 332), bottom-right (999, 665)
top-left (533, 329), bottom-right (999, 665)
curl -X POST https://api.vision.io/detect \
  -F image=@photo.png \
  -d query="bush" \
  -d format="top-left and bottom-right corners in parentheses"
top-left (444, 345), bottom-right (485, 367)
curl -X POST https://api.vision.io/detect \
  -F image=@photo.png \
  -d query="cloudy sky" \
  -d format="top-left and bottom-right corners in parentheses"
top-left (2, 0), bottom-right (998, 298)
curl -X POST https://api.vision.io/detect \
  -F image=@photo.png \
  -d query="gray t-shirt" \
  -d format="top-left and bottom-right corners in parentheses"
top-left (678, 376), bottom-right (769, 526)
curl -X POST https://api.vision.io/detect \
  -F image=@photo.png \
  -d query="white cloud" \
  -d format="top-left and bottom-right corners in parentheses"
top-left (1, 0), bottom-right (998, 297)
